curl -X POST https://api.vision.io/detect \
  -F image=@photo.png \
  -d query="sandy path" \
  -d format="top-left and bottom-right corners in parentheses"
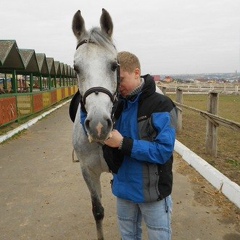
top-left (0, 102), bottom-right (239, 240)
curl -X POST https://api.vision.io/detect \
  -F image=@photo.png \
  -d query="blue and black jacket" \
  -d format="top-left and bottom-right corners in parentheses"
top-left (106, 74), bottom-right (177, 203)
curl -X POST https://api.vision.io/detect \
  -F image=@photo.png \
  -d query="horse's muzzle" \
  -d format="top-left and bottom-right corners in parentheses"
top-left (85, 117), bottom-right (113, 142)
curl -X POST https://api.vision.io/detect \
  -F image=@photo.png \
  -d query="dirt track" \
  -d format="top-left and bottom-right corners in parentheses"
top-left (0, 102), bottom-right (240, 240)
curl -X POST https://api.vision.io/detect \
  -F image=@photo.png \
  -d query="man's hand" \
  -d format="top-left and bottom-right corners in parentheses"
top-left (104, 129), bottom-right (123, 148)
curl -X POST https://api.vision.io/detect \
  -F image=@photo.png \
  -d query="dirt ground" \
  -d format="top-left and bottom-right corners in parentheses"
top-left (0, 102), bottom-right (240, 240)
top-left (173, 95), bottom-right (240, 188)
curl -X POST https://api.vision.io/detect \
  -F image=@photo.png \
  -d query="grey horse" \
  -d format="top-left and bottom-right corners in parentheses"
top-left (71, 9), bottom-right (119, 240)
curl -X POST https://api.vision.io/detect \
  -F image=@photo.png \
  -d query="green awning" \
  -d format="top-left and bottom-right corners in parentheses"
top-left (0, 40), bottom-right (25, 72)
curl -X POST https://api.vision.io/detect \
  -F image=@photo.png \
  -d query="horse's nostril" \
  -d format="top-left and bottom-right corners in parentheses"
top-left (107, 118), bottom-right (112, 128)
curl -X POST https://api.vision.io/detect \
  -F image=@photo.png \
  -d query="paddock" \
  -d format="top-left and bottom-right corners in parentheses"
top-left (0, 102), bottom-right (239, 239)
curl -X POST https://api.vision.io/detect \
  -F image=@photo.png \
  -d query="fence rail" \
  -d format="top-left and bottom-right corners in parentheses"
top-left (169, 88), bottom-right (240, 157)
top-left (159, 82), bottom-right (239, 94)
top-left (174, 102), bottom-right (240, 132)
top-left (0, 86), bottom-right (78, 128)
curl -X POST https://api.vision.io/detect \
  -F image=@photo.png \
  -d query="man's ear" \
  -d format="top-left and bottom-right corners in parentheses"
top-left (134, 68), bottom-right (141, 78)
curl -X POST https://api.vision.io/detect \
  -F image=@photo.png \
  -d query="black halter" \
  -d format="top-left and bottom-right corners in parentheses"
top-left (76, 39), bottom-right (120, 108)
top-left (76, 39), bottom-right (95, 50)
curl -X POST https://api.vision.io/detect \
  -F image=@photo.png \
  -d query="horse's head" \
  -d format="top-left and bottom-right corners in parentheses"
top-left (72, 9), bottom-right (119, 142)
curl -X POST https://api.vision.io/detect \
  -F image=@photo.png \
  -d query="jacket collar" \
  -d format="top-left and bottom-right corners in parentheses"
top-left (119, 74), bottom-right (155, 102)
top-left (139, 74), bottom-right (156, 101)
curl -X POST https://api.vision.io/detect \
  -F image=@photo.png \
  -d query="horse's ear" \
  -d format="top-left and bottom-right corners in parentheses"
top-left (72, 10), bottom-right (87, 39)
top-left (100, 8), bottom-right (113, 38)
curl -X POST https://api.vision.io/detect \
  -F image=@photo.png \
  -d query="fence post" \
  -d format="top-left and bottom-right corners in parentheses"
top-left (48, 76), bottom-right (51, 90)
top-left (54, 76), bottom-right (57, 88)
top-left (176, 88), bottom-right (183, 132)
top-left (39, 75), bottom-right (43, 91)
top-left (206, 92), bottom-right (219, 157)
top-left (30, 73), bottom-right (33, 92)
top-left (11, 70), bottom-right (17, 93)
top-left (162, 86), bottom-right (167, 95)
top-left (3, 73), bottom-right (8, 91)
top-left (235, 85), bottom-right (239, 94)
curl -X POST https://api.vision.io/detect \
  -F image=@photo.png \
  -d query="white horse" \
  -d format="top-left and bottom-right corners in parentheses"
top-left (70, 9), bottom-right (119, 240)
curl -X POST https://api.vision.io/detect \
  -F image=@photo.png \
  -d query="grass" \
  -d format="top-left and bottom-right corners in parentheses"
top-left (227, 159), bottom-right (240, 169)
top-left (168, 93), bottom-right (240, 186)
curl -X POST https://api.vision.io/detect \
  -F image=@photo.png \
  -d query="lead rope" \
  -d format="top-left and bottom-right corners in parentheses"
top-left (72, 149), bottom-right (79, 162)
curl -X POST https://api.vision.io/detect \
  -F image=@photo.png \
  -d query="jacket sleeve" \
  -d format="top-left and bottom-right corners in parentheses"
top-left (102, 145), bottom-right (124, 174)
top-left (120, 112), bottom-right (176, 164)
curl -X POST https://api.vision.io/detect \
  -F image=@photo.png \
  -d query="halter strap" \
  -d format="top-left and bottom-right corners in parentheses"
top-left (76, 39), bottom-right (95, 50)
top-left (82, 86), bottom-right (116, 106)
top-left (76, 38), bottom-right (117, 50)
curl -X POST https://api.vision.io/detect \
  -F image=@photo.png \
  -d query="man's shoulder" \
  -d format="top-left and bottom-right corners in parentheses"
top-left (149, 91), bottom-right (172, 103)
top-left (140, 92), bottom-right (175, 114)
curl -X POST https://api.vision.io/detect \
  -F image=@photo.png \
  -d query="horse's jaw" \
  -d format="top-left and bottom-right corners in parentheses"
top-left (87, 132), bottom-right (112, 143)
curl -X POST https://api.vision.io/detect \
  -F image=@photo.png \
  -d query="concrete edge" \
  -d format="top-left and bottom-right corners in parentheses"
top-left (174, 139), bottom-right (240, 209)
top-left (0, 99), bottom-right (71, 144)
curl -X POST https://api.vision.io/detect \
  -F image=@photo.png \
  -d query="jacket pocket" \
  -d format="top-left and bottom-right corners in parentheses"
top-left (157, 157), bottom-right (173, 200)
top-left (142, 163), bottom-right (160, 202)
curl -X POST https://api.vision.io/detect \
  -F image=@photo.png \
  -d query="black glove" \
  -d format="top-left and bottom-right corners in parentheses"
top-left (102, 145), bottom-right (124, 174)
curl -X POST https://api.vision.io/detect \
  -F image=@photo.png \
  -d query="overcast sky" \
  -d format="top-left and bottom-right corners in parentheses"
top-left (1, 0), bottom-right (240, 75)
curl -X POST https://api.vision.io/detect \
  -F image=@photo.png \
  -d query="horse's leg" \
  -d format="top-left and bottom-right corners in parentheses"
top-left (73, 114), bottom-right (107, 239)
top-left (81, 166), bottom-right (104, 240)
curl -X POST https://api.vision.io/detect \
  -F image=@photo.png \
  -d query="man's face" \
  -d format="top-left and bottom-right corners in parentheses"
top-left (119, 68), bottom-right (140, 97)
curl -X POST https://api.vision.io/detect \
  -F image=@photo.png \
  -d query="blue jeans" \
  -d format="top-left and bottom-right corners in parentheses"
top-left (116, 196), bottom-right (172, 240)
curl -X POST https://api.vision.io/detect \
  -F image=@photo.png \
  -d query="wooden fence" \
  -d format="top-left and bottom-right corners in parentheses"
top-left (169, 88), bottom-right (240, 157)
top-left (0, 86), bottom-right (78, 127)
top-left (159, 82), bottom-right (239, 94)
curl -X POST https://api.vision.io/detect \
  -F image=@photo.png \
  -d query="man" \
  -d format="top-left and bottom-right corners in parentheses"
top-left (103, 51), bottom-right (177, 240)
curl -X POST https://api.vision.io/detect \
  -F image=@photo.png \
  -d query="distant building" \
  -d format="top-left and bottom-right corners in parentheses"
top-left (163, 76), bottom-right (173, 83)
top-left (195, 78), bottom-right (208, 83)
top-left (152, 75), bottom-right (161, 82)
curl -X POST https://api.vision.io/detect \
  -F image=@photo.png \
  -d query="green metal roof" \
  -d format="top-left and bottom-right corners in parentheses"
top-left (59, 63), bottom-right (65, 76)
top-left (64, 64), bottom-right (68, 77)
top-left (0, 40), bottom-right (25, 71)
top-left (18, 49), bottom-right (40, 74)
top-left (46, 57), bottom-right (56, 76)
top-left (0, 39), bottom-right (75, 77)
top-left (36, 53), bottom-right (49, 76)
top-left (54, 61), bottom-right (61, 76)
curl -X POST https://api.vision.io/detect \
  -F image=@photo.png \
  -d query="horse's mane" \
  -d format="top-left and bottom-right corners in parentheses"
top-left (87, 27), bottom-right (116, 52)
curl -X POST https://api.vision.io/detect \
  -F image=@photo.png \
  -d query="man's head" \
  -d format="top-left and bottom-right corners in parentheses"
top-left (117, 51), bottom-right (141, 97)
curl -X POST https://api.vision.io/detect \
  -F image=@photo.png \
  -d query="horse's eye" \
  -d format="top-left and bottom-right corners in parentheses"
top-left (111, 62), bottom-right (119, 72)
top-left (73, 64), bottom-right (80, 74)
